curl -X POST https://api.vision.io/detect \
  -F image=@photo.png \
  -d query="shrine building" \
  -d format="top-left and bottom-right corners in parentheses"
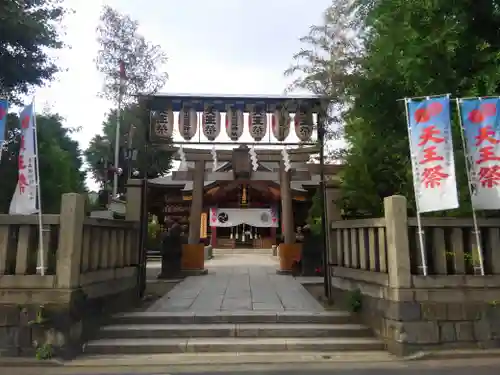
top-left (147, 145), bottom-right (327, 249)
top-left (141, 92), bottom-right (342, 271)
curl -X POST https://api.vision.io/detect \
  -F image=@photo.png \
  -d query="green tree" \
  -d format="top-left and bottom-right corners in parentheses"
top-left (307, 190), bottom-right (323, 235)
top-left (87, 6), bottom-right (172, 196)
top-left (341, 0), bottom-right (500, 217)
top-left (84, 102), bottom-right (173, 190)
top-left (284, 0), bottom-right (362, 158)
top-left (290, 0), bottom-right (500, 217)
top-left (95, 5), bottom-right (168, 103)
top-left (0, 112), bottom-right (86, 213)
top-left (0, 0), bottom-right (69, 101)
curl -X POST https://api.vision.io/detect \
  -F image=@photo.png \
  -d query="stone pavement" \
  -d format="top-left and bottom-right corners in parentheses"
top-left (146, 252), bottom-right (324, 313)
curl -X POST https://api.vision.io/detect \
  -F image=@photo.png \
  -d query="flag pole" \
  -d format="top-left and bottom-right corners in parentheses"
top-left (455, 98), bottom-right (485, 276)
top-left (404, 98), bottom-right (428, 276)
top-left (112, 60), bottom-right (125, 199)
top-left (33, 98), bottom-right (46, 276)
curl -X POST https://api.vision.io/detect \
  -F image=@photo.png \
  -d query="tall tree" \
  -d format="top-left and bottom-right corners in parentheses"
top-left (0, 0), bottom-right (68, 101)
top-left (0, 112), bottom-right (86, 213)
top-left (289, 0), bottom-right (500, 217)
top-left (340, 0), bottom-right (500, 217)
top-left (87, 6), bottom-right (172, 195)
top-left (95, 5), bottom-right (168, 103)
top-left (284, 0), bottom-right (362, 157)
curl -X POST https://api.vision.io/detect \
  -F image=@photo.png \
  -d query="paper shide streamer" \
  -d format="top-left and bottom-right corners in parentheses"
top-left (281, 147), bottom-right (291, 171)
top-left (249, 146), bottom-right (258, 171)
top-left (178, 146), bottom-right (187, 171)
top-left (211, 145), bottom-right (218, 171)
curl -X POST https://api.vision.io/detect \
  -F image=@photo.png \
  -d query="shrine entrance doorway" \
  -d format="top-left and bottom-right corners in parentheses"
top-left (210, 207), bottom-right (278, 249)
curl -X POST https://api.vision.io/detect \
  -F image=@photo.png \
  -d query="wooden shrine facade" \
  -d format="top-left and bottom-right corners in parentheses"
top-left (147, 158), bottom-right (319, 249)
top-left (139, 92), bottom-right (340, 252)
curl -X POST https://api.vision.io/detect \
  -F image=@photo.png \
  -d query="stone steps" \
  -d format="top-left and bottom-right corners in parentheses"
top-left (213, 248), bottom-right (271, 255)
top-left (110, 311), bottom-right (354, 325)
top-left (66, 351), bottom-right (396, 367)
top-left (97, 323), bottom-right (372, 339)
top-left (85, 311), bottom-right (384, 356)
top-left (85, 337), bottom-right (384, 355)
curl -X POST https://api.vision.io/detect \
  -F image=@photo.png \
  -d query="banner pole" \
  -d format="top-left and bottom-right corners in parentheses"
top-left (454, 98), bottom-right (485, 276)
top-left (33, 98), bottom-right (46, 276)
top-left (404, 98), bottom-right (428, 276)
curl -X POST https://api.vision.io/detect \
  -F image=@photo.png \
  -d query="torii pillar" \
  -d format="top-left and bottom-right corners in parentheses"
top-left (280, 162), bottom-right (295, 244)
top-left (182, 160), bottom-right (207, 273)
top-left (277, 162), bottom-right (300, 273)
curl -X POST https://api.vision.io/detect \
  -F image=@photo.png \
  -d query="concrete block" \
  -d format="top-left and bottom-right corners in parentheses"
top-left (0, 306), bottom-right (20, 327)
top-left (403, 321), bottom-right (440, 344)
top-left (455, 322), bottom-right (474, 342)
top-left (474, 319), bottom-right (492, 341)
top-left (421, 302), bottom-right (447, 321)
top-left (384, 301), bottom-right (421, 321)
top-left (439, 322), bottom-right (456, 343)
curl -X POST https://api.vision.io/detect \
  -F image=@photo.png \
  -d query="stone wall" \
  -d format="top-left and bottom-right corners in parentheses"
top-left (0, 282), bottom-right (139, 358)
top-left (330, 272), bottom-right (500, 355)
top-left (0, 191), bottom-right (143, 358)
top-left (328, 195), bottom-right (500, 356)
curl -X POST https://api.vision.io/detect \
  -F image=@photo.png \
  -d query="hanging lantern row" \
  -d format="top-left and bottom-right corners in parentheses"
top-left (225, 106), bottom-right (244, 141)
top-left (151, 106), bottom-right (314, 142)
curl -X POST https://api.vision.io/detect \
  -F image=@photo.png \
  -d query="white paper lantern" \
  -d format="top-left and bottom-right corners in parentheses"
top-left (248, 107), bottom-right (267, 141)
top-left (271, 108), bottom-right (291, 141)
top-left (294, 108), bottom-right (314, 141)
top-left (202, 105), bottom-right (221, 141)
top-left (225, 106), bottom-right (244, 141)
top-left (151, 108), bottom-right (174, 139)
top-left (178, 106), bottom-right (197, 141)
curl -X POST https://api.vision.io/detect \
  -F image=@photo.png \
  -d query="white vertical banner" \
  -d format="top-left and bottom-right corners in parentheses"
top-left (407, 96), bottom-right (459, 213)
top-left (458, 98), bottom-right (500, 209)
top-left (9, 102), bottom-right (38, 215)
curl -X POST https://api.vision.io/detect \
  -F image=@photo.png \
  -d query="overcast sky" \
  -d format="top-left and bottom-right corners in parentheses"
top-left (34, 0), bottom-right (335, 189)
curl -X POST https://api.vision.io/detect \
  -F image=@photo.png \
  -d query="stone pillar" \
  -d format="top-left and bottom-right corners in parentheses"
top-left (384, 195), bottom-right (411, 289)
top-left (325, 183), bottom-right (342, 221)
top-left (280, 162), bottom-right (295, 244)
top-left (125, 179), bottom-right (142, 267)
top-left (188, 161), bottom-right (205, 244)
top-left (56, 193), bottom-right (85, 289)
top-left (125, 179), bottom-right (142, 222)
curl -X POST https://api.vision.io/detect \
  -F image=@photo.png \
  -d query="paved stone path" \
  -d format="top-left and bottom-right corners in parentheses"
top-left (146, 252), bottom-right (324, 313)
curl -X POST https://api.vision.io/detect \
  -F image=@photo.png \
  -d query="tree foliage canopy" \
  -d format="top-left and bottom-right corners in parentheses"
top-left (95, 5), bottom-right (168, 103)
top-left (87, 6), bottom-right (173, 196)
top-left (0, 0), bottom-right (68, 101)
top-left (288, 0), bottom-right (500, 217)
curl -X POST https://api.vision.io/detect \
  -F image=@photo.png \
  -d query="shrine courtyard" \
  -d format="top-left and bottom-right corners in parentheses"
top-left (145, 251), bottom-right (324, 313)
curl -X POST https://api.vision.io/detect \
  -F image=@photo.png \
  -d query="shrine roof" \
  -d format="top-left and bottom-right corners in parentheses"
top-left (140, 92), bottom-right (324, 112)
top-left (148, 161), bottom-right (320, 192)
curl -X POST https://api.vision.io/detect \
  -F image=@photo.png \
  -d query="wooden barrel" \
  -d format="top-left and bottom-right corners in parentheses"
top-left (181, 244), bottom-right (205, 270)
top-left (278, 243), bottom-right (302, 272)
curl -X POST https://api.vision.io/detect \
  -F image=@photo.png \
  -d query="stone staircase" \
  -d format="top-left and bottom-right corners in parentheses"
top-left (215, 239), bottom-right (235, 249)
top-left (84, 310), bottom-right (385, 355)
top-left (213, 247), bottom-right (272, 256)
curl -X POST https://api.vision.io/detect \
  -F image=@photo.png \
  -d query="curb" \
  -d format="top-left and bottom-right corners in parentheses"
top-left (403, 348), bottom-right (500, 361)
top-left (0, 357), bottom-right (64, 367)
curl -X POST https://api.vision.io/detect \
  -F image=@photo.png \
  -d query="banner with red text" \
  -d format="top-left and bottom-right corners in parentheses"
top-left (9, 103), bottom-right (38, 215)
top-left (407, 96), bottom-right (459, 213)
top-left (459, 98), bottom-right (500, 209)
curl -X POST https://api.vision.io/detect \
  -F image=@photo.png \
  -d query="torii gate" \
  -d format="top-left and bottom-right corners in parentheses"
top-left (135, 93), bottom-right (335, 298)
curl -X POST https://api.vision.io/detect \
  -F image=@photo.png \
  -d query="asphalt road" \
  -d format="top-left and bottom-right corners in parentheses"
top-left (11, 358), bottom-right (500, 375)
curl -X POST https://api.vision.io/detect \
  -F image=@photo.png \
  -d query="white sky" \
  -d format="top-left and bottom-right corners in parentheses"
top-left (34, 0), bottom-right (338, 190)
